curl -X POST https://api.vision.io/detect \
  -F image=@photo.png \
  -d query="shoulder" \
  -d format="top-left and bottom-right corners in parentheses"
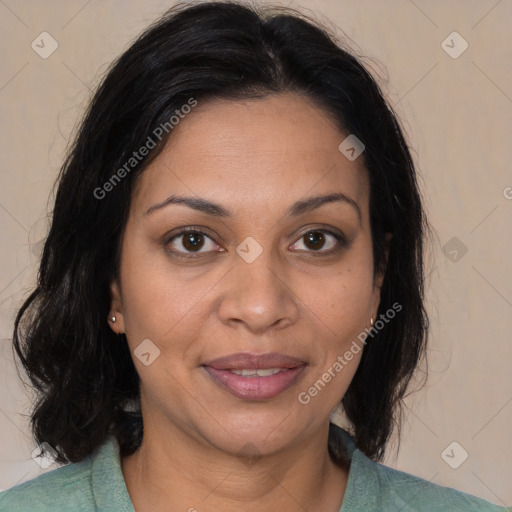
top-left (0, 435), bottom-right (131, 512)
top-left (351, 449), bottom-right (511, 511)
top-left (0, 456), bottom-right (94, 511)
top-left (331, 425), bottom-right (510, 511)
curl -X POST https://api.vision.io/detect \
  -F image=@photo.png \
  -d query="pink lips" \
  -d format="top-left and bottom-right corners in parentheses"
top-left (202, 352), bottom-right (307, 400)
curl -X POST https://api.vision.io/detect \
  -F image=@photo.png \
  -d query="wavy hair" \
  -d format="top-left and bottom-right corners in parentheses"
top-left (13, 0), bottom-right (430, 465)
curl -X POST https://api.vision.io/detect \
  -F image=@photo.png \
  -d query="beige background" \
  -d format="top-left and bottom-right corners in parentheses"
top-left (0, 0), bottom-right (511, 506)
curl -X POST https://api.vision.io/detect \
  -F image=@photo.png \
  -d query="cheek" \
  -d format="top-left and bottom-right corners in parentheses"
top-left (301, 257), bottom-right (374, 337)
top-left (118, 239), bottom-right (218, 354)
top-left (117, 238), bottom-right (176, 341)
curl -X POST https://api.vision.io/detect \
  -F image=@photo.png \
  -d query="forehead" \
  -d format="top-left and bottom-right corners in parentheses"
top-left (132, 93), bottom-right (369, 217)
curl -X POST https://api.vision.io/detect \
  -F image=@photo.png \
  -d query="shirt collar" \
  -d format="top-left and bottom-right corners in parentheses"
top-left (334, 426), bottom-right (379, 512)
top-left (91, 435), bottom-right (135, 512)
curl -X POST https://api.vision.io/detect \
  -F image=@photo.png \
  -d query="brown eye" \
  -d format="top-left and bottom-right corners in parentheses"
top-left (303, 231), bottom-right (326, 250)
top-left (182, 232), bottom-right (205, 251)
top-left (166, 228), bottom-right (220, 256)
top-left (290, 228), bottom-right (347, 254)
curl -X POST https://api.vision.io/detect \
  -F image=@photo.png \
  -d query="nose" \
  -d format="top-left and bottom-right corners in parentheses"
top-left (218, 251), bottom-right (300, 335)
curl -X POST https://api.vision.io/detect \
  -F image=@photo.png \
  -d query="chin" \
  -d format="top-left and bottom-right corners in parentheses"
top-left (193, 410), bottom-right (307, 457)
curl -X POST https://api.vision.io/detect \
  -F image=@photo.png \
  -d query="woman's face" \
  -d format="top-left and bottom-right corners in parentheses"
top-left (110, 93), bottom-right (384, 457)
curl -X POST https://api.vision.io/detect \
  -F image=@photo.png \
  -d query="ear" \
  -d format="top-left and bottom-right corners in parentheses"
top-left (108, 278), bottom-right (125, 334)
top-left (370, 232), bottom-right (393, 317)
top-left (374, 232), bottom-right (392, 289)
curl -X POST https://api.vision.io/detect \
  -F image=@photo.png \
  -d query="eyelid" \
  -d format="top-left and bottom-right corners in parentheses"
top-left (164, 225), bottom-right (221, 256)
top-left (294, 224), bottom-right (347, 245)
top-left (290, 225), bottom-right (348, 255)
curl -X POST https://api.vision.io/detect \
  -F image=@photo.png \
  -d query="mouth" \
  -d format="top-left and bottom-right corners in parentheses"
top-left (201, 352), bottom-right (307, 400)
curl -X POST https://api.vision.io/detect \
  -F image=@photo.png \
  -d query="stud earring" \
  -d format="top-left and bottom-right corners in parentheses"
top-left (370, 317), bottom-right (374, 327)
top-left (110, 315), bottom-right (116, 323)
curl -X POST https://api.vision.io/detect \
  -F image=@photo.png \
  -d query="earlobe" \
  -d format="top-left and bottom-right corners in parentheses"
top-left (108, 279), bottom-right (125, 333)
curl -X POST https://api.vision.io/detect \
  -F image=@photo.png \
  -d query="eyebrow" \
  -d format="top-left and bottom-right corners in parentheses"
top-left (144, 192), bottom-right (362, 224)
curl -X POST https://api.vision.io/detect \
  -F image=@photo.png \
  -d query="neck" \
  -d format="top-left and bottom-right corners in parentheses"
top-left (121, 420), bottom-right (349, 512)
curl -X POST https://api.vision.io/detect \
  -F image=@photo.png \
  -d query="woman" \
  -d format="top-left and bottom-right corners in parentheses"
top-left (0, 1), bottom-right (508, 511)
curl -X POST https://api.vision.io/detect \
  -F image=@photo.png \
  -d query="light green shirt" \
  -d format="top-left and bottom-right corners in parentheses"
top-left (0, 429), bottom-right (509, 511)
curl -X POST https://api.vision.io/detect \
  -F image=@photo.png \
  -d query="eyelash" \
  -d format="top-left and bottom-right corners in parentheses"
top-left (164, 225), bottom-right (348, 259)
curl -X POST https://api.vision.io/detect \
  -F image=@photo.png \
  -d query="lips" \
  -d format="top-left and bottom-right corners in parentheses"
top-left (201, 352), bottom-right (307, 400)
top-left (202, 352), bottom-right (306, 370)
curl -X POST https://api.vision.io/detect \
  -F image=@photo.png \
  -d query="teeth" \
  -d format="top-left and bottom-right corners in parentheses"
top-left (230, 368), bottom-right (288, 377)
